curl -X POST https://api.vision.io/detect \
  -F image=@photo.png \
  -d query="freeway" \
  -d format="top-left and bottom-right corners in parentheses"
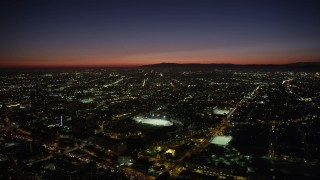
top-left (26, 139), bottom-right (92, 166)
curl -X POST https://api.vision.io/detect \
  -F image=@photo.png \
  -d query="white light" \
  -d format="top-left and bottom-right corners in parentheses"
top-left (210, 136), bottom-right (232, 146)
top-left (133, 117), bottom-right (173, 126)
top-left (60, 116), bottom-right (63, 126)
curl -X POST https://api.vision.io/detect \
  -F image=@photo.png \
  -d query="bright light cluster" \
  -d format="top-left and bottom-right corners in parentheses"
top-left (133, 117), bottom-right (173, 126)
top-left (210, 136), bottom-right (232, 146)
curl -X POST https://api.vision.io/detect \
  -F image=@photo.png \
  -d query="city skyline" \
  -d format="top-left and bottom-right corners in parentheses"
top-left (1, 0), bottom-right (320, 67)
top-left (1, 1), bottom-right (320, 178)
top-left (1, 67), bottom-right (320, 179)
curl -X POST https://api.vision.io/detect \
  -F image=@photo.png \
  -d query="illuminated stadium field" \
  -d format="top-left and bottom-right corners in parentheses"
top-left (133, 117), bottom-right (173, 126)
top-left (210, 136), bottom-right (232, 146)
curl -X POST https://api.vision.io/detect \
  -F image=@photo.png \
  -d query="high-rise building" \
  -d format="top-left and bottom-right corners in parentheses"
top-left (30, 88), bottom-right (44, 114)
top-left (71, 114), bottom-right (96, 138)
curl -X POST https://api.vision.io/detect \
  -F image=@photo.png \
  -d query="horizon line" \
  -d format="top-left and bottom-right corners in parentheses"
top-left (0, 61), bottom-right (319, 69)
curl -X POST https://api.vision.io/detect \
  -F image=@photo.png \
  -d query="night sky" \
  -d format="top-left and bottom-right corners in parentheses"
top-left (1, 0), bottom-right (320, 67)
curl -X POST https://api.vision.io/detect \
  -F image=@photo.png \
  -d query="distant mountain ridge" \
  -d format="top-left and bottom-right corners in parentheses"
top-left (141, 62), bottom-right (320, 71)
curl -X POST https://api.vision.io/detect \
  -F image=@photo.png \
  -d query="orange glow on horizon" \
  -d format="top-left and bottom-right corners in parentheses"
top-left (1, 52), bottom-right (319, 68)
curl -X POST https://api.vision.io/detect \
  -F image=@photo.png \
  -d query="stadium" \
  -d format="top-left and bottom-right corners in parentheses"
top-left (133, 116), bottom-right (173, 127)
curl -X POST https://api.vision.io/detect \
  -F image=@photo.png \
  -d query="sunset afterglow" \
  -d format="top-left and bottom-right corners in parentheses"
top-left (1, 0), bottom-right (320, 67)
